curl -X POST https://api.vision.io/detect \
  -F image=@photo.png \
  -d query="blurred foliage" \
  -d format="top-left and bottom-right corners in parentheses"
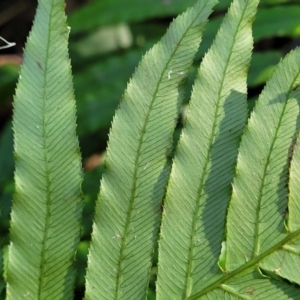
top-left (0, 0), bottom-right (300, 298)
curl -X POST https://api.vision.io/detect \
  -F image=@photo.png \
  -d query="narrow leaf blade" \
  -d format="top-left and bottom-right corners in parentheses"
top-left (226, 48), bottom-right (300, 271)
top-left (157, 0), bottom-right (258, 298)
top-left (7, 0), bottom-right (83, 298)
top-left (84, 1), bottom-right (217, 299)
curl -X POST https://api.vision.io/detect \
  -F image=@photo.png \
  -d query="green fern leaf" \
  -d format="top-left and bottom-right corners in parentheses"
top-left (226, 48), bottom-right (300, 272)
top-left (183, 48), bottom-right (300, 300)
top-left (185, 47), bottom-right (300, 300)
top-left (7, 0), bottom-right (83, 298)
top-left (213, 48), bottom-right (300, 299)
top-left (157, 0), bottom-right (257, 298)
top-left (258, 107), bottom-right (300, 286)
top-left (84, 1), bottom-right (217, 299)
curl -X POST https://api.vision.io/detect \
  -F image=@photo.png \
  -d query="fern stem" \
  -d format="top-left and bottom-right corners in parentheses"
top-left (188, 229), bottom-right (300, 299)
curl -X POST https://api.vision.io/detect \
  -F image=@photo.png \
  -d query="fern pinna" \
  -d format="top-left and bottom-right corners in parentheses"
top-left (5, 0), bottom-right (300, 299)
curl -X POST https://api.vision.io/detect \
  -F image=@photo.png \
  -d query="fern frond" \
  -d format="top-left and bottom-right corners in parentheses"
top-left (7, 0), bottom-right (83, 298)
top-left (259, 102), bottom-right (300, 286)
top-left (184, 46), bottom-right (300, 300)
top-left (84, 1), bottom-right (217, 299)
top-left (226, 48), bottom-right (300, 271)
top-left (157, 0), bottom-right (258, 298)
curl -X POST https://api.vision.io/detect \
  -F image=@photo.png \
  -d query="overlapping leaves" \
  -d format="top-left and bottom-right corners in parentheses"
top-left (84, 1), bottom-right (217, 299)
top-left (5, 0), bottom-right (300, 299)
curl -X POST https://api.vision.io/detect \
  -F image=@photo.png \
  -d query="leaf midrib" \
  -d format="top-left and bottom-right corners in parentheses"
top-left (38, 0), bottom-right (55, 297)
top-left (184, 1), bottom-right (248, 297)
top-left (187, 228), bottom-right (300, 299)
top-left (114, 6), bottom-right (207, 298)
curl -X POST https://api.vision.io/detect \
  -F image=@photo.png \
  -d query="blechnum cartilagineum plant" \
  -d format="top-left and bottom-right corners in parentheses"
top-left (2, 0), bottom-right (300, 298)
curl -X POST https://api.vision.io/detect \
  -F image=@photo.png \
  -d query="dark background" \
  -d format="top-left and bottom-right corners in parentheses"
top-left (0, 0), bottom-right (300, 298)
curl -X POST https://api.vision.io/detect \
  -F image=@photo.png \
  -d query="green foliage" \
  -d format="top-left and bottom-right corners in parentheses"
top-left (84, 2), bottom-right (217, 298)
top-left (67, 0), bottom-right (296, 34)
top-left (6, 0), bottom-right (83, 298)
top-left (1, 0), bottom-right (300, 299)
top-left (68, 0), bottom-right (300, 138)
top-left (157, 0), bottom-right (257, 297)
